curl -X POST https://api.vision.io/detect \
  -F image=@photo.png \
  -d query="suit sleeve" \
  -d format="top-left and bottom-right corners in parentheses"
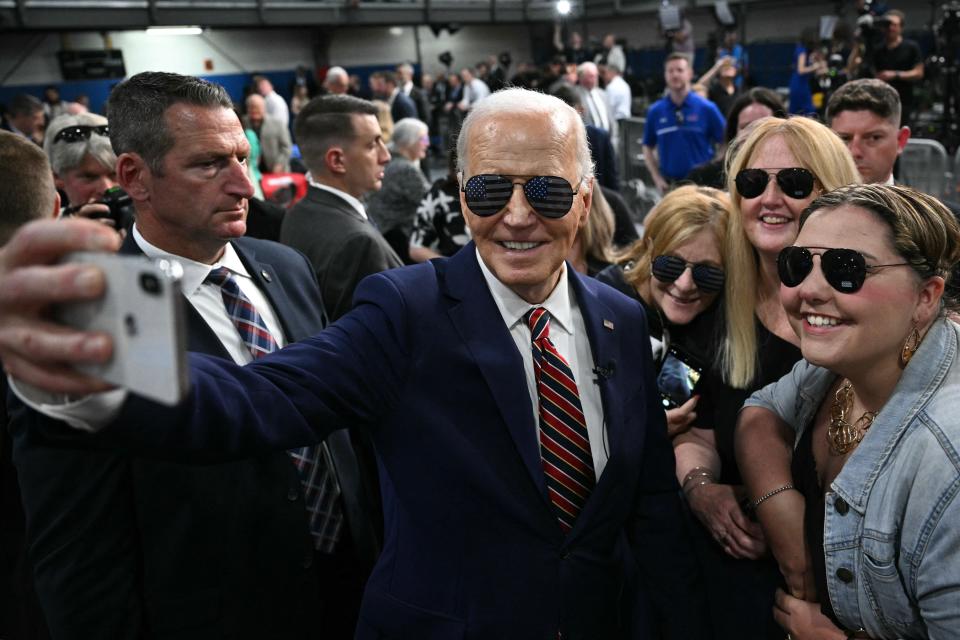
top-left (626, 308), bottom-right (711, 639)
top-left (100, 272), bottom-right (412, 460)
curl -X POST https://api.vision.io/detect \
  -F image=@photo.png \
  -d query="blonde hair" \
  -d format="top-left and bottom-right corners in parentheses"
top-left (372, 99), bottom-right (393, 143)
top-left (724, 115), bottom-right (860, 385)
top-left (615, 185), bottom-right (753, 387)
top-left (580, 186), bottom-right (616, 265)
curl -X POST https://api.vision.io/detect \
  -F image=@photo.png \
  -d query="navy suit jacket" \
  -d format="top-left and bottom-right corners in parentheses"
top-left (390, 91), bottom-right (418, 124)
top-left (105, 243), bottom-right (706, 639)
top-left (8, 236), bottom-right (335, 638)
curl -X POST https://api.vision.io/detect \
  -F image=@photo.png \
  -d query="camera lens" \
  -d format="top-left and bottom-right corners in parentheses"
top-left (139, 273), bottom-right (162, 296)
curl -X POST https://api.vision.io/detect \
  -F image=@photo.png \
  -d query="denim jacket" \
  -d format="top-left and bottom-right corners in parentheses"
top-left (744, 318), bottom-right (960, 639)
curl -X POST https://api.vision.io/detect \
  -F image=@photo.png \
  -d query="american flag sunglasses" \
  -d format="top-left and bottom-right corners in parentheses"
top-left (461, 174), bottom-right (580, 219)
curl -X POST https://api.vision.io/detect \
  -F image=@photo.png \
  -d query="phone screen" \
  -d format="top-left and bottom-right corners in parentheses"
top-left (658, 347), bottom-right (703, 409)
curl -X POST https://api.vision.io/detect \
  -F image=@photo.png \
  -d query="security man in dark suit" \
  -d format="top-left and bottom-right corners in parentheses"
top-left (5, 72), bottom-right (375, 638)
top-left (280, 94), bottom-right (402, 321)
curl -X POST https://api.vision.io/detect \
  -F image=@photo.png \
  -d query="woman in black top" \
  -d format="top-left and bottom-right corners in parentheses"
top-left (672, 116), bottom-right (860, 639)
top-left (596, 184), bottom-right (748, 438)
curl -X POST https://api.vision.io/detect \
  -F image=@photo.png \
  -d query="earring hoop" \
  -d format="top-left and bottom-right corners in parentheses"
top-left (899, 326), bottom-right (921, 368)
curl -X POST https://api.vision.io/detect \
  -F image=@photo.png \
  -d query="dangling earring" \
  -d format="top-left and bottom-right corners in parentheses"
top-left (900, 326), bottom-right (921, 368)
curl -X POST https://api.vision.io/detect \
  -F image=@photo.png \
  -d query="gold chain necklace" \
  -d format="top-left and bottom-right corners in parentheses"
top-left (827, 379), bottom-right (877, 456)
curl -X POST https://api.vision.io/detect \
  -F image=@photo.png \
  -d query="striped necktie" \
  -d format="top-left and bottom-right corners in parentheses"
top-left (526, 307), bottom-right (595, 532)
top-left (206, 267), bottom-right (343, 552)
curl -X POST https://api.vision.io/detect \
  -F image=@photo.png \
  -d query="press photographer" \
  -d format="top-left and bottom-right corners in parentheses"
top-left (44, 113), bottom-right (133, 230)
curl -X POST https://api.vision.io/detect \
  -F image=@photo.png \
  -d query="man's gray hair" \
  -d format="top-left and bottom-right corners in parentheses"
top-left (326, 66), bottom-right (348, 83)
top-left (106, 71), bottom-right (234, 175)
top-left (390, 118), bottom-right (428, 152)
top-left (43, 112), bottom-right (116, 176)
top-left (456, 88), bottom-right (594, 183)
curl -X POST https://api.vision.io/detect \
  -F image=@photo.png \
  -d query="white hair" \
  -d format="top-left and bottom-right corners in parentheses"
top-left (455, 87), bottom-right (594, 183)
top-left (390, 117), bottom-right (428, 152)
top-left (326, 66), bottom-right (348, 83)
top-left (43, 112), bottom-right (115, 176)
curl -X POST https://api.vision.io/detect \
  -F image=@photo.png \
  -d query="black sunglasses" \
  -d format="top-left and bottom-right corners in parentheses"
top-left (652, 255), bottom-right (725, 294)
top-left (735, 167), bottom-right (816, 200)
top-left (53, 125), bottom-right (110, 144)
top-left (778, 246), bottom-right (911, 293)
top-left (461, 174), bottom-right (580, 219)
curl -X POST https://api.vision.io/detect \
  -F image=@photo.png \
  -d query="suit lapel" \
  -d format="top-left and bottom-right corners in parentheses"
top-left (441, 245), bottom-right (548, 499)
top-left (232, 240), bottom-right (311, 342)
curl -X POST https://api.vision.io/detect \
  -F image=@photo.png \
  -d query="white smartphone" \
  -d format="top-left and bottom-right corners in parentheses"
top-left (54, 252), bottom-right (189, 405)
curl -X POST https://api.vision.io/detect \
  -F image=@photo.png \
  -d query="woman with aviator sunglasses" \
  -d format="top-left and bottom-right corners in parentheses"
top-left (597, 185), bottom-right (751, 438)
top-left (673, 116), bottom-right (859, 640)
top-left (737, 185), bottom-right (960, 639)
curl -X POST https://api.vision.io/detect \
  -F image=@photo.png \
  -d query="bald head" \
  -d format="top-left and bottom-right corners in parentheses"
top-left (246, 93), bottom-right (266, 126)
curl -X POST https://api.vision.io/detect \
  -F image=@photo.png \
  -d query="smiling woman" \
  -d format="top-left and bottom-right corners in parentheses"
top-left (670, 116), bottom-right (860, 640)
top-left (738, 184), bottom-right (960, 640)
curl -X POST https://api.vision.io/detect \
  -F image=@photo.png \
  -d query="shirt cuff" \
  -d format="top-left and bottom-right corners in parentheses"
top-left (7, 375), bottom-right (127, 433)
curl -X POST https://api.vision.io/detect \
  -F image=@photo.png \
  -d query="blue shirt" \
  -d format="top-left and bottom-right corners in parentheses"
top-left (642, 92), bottom-right (725, 180)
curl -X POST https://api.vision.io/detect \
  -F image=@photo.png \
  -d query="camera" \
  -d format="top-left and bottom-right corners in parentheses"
top-left (62, 186), bottom-right (136, 231)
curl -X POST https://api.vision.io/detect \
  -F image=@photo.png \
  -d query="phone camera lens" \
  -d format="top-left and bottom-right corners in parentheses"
top-left (139, 273), bottom-right (162, 296)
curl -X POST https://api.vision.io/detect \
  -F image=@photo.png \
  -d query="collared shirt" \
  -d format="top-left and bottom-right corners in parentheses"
top-left (642, 91), bottom-right (726, 180)
top-left (604, 75), bottom-right (632, 121)
top-left (402, 81), bottom-right (414, 96)
top-left (584, 87), bottom-right (611, 132)
top-left (476, 250), bottom-right (608, 478)
top-left (10, 224), bottom-right (287, 431)
top-left (306, 173), bottom-right (368, 220)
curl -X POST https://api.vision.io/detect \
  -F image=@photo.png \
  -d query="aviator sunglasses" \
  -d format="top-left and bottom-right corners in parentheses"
top-left (461, 174), bottom-right (580, 219)
top-left (735, 167), bottom-right (816, 200)
top-left (53, 124), bottom-right (110, 144)
top-left (778, 246), bottom-right (911, 293)
top-left (651, 255), bottom-right (725, 294)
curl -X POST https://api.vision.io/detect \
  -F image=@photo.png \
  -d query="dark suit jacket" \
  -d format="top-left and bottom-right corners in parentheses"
top-left (8, 236), bottom-right (334, 639)
top-left (105, 244), bottom-right (707, 639)
top-left (280, 185), bottom-right (402, 321)
top-left (587, 124), bottom-right (619, 191)
top-left (390, 91), bottom-right (418, 124)
top-left (406, 85), bottom-right (431, 126)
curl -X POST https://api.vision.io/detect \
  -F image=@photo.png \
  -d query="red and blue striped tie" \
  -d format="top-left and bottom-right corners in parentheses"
top-left (206, 267), bottom-right (343, 552)
top-left (526, 307), bottom-right (595, 532)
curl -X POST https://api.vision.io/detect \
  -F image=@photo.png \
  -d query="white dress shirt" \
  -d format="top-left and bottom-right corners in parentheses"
top-left (605, 75), bottom-right (633, 121)
top-left (476, 251), bottom-right (609, 478)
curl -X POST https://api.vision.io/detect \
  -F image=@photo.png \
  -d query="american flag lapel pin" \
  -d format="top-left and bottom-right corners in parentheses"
top-left (603, 319), bottom-right (614, 331)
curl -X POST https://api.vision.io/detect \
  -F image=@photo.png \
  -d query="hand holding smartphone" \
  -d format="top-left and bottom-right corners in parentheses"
top-left (53, 252), bottom-right (189, 405)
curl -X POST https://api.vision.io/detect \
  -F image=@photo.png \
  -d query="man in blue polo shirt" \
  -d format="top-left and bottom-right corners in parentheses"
top-left (642, 53), bottom-right (725, 192)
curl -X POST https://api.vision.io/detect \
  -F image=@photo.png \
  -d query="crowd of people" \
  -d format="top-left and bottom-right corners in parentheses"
top-left (2, 7), bottom-right (960, 640)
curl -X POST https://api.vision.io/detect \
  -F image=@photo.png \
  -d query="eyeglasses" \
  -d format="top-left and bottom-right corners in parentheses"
top-left (674, 109), bottom-right (684, 125)
top-left (735, 167), bottom-right (816, 200)
top-left (652, 255), bottom-right (725, 293)
top-left (53, 125), bottom-right (109, 144)
top-left (778, 246), bottom-right (911, 293)
top-left (461, 174), bottom-right (580, 219)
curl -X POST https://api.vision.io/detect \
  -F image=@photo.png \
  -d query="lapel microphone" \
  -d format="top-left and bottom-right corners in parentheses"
top-left (592, 361), bottom-right (616, 381)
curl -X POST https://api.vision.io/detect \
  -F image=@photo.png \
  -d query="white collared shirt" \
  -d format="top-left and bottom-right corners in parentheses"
top-left (476, 251), bottom-right (609, 478)
top-left (133, 226), bottom-right (287, 363)
top-left (306, 173), bottom-right (369, 220)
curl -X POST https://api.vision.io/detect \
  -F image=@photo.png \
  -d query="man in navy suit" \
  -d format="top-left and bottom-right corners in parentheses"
top-left (0, 88), bottom-right (706, 639)
top-left (4, 72), bottom-right (378, 638)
